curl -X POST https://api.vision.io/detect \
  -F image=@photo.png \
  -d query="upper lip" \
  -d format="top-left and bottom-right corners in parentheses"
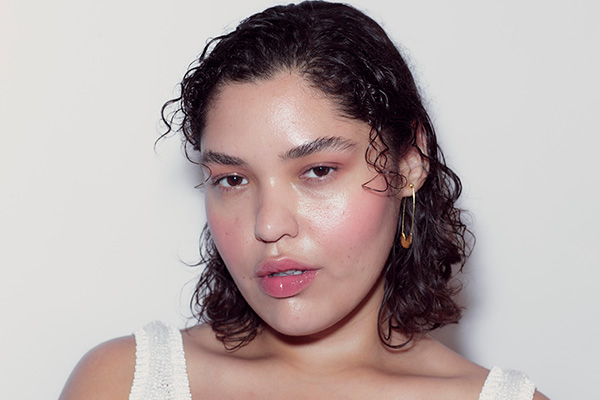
top-left (256, 258), bottom-right (317, 277)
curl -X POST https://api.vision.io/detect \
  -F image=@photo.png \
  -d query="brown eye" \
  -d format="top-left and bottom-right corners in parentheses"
top-left (216, 175), bottom-right (248, 188)
top-left (226, 176), bottom-right (244, 186)
top-left (305, 166), bottom-right (335, 179)
top-left (312, 166), bottom-right (331, 177)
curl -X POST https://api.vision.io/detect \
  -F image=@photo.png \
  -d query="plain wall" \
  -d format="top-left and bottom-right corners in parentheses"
top-left (1, 1), bottom-right (598, 398)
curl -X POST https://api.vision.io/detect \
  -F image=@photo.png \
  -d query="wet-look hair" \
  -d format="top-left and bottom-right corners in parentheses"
top-left (162, 1), bottom-right (471, 349)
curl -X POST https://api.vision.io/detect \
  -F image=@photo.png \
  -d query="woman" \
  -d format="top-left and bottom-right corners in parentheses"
top-left (60, 1), bottom-right (548, 399)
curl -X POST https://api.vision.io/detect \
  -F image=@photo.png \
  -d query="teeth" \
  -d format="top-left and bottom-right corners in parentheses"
top-left (270, 270), bottom-right (305, 277)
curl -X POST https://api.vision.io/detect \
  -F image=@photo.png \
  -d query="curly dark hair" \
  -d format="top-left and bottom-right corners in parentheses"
top-left (161, 1), bottom-right (471, 349)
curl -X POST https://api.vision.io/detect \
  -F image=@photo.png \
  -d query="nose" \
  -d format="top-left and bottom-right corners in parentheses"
top-left (254, 186), bottom-right (299, 243)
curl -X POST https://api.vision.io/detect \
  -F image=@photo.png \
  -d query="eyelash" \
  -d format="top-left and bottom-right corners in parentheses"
top-left (301, 165), bottom-right (337, 181)
top-left (212, 174), bottom-right (248, 190)
top-left (211, 165), bottom-right (338, 191)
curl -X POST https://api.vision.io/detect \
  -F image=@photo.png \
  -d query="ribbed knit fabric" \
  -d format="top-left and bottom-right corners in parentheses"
top-left (479, 366), bottom-right (536, 400)
top-left (129, 321), bottom-right (192, 400)
top-left (128, 322), bottom-right (536, 400)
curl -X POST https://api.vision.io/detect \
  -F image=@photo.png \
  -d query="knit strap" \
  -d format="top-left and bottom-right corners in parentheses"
top-left (479, 366), bottom-right (536, 400)
top-left (129, 321), bottom-right (192, 400)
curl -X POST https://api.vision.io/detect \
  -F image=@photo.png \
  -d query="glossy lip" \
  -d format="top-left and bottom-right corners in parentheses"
top-left (256, 258), bottom-right (319, 299)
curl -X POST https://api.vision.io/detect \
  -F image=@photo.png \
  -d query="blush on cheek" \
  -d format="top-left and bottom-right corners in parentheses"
top-left (346, 198), bottom-right (394, 245)
top-left (303, 190), bottom-right (397, 249)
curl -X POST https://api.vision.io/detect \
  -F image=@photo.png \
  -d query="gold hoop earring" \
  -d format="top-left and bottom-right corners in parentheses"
top-left (401, 183), bottom-right (415, 249)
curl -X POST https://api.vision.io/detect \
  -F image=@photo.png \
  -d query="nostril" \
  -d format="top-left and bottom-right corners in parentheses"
top-left (254, 201), bottom-right (299, 243)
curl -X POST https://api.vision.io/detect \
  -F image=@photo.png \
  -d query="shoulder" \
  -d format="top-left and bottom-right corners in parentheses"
top-left (479, 366), bottom-right (550, 400)
top-left (415, 337), bottom-right (490, 390)
top-left (180, 323), bottom-right (265, 396)
top-left (404, 337), bottom-right (549, 400)
top-left (59, 335), bottom-right (136, 400)
top-left (412, 337), bottom-right (553, 400)
top-left (181, 322), bottom-right (224, 352)
top-left (181, 323), bottom-right (229, 373)
top-left (437, 364), bottom-right (549, 400)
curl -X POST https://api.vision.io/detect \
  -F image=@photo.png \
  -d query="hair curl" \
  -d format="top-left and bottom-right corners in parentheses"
top-left (162, 1), bottom-right (472, 349)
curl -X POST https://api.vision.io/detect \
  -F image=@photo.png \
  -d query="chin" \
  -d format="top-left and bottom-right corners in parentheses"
top-left (268, 321), bottom-right (337, 339)
top-left (259, 305), bottom-right (351, 340)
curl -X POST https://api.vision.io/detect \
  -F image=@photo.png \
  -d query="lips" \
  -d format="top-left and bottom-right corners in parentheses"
top-left (257, 259), bottom-right (319, 298)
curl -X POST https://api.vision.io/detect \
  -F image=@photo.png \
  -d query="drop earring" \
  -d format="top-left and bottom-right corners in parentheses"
top-left (401, 183), bottom-right (415, 249)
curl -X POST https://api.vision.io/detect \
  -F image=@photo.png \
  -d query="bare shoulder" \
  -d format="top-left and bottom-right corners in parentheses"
top-left (181, 324), bottom-right (230, 372)
top-left (59, 335), bottom-right (136, 400)
top-left (417, 338), bottom-right (551, 400)
top-left (402, 336), bottom-right (490, 398)
top-left (416, 336), bottom-right (489, 377)
top-left (181, 323), bottom-right (232, 356)
top-left (534, 390), bottom-right (551, 400)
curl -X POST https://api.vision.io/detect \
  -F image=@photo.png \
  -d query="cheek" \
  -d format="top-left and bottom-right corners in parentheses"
top-left (205, 201), bottom-right (251, 276)
top-left (297, 191), bottom-right (349, 237)
top-left (299, 189), bottom-right (398, 251)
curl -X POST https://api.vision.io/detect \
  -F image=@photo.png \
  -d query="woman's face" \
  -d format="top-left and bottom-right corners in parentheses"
top-left (201, 73), bottom-right (401, 337)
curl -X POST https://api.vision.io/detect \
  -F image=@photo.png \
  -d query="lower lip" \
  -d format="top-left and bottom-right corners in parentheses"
top-left (259, 270), bottom-right (318, 298)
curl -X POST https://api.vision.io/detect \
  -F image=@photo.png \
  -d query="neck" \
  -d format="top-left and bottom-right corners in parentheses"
top-left (250, 273), bottom-right (413, 373)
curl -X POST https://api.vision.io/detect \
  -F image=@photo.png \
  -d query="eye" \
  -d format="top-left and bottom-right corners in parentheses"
top-left (214, 175), bottom-right (248, 188)
top-left (303, 166), bottom-right (336, 179)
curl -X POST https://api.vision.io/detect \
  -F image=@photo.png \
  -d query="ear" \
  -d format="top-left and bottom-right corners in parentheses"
top-left (398, 128), bottom-right (429, 198)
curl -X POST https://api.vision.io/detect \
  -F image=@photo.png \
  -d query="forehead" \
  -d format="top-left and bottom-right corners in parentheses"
top-left (201, 73), bottom-right (371, 153)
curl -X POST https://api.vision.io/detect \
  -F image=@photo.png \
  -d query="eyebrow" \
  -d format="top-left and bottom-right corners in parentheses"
top-left (200, 136), bottom-right (358, 166)
top-left (280, 136), bottom-right (358, 160)
top-left (200, 151), bottom-right (247, 166)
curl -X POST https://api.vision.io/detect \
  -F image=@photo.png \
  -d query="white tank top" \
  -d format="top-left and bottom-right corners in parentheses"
top-left (129, 321), bottom-right (536, 400)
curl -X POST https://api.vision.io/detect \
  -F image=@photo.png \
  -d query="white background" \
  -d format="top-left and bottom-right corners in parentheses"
top-left (1, 1), bottom-right (598, 398)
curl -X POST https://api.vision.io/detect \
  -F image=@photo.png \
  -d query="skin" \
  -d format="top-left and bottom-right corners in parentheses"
top-left (201, 72), bottom-right (404, 339)
top-left (59, 73), bottom-right (549, 400)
